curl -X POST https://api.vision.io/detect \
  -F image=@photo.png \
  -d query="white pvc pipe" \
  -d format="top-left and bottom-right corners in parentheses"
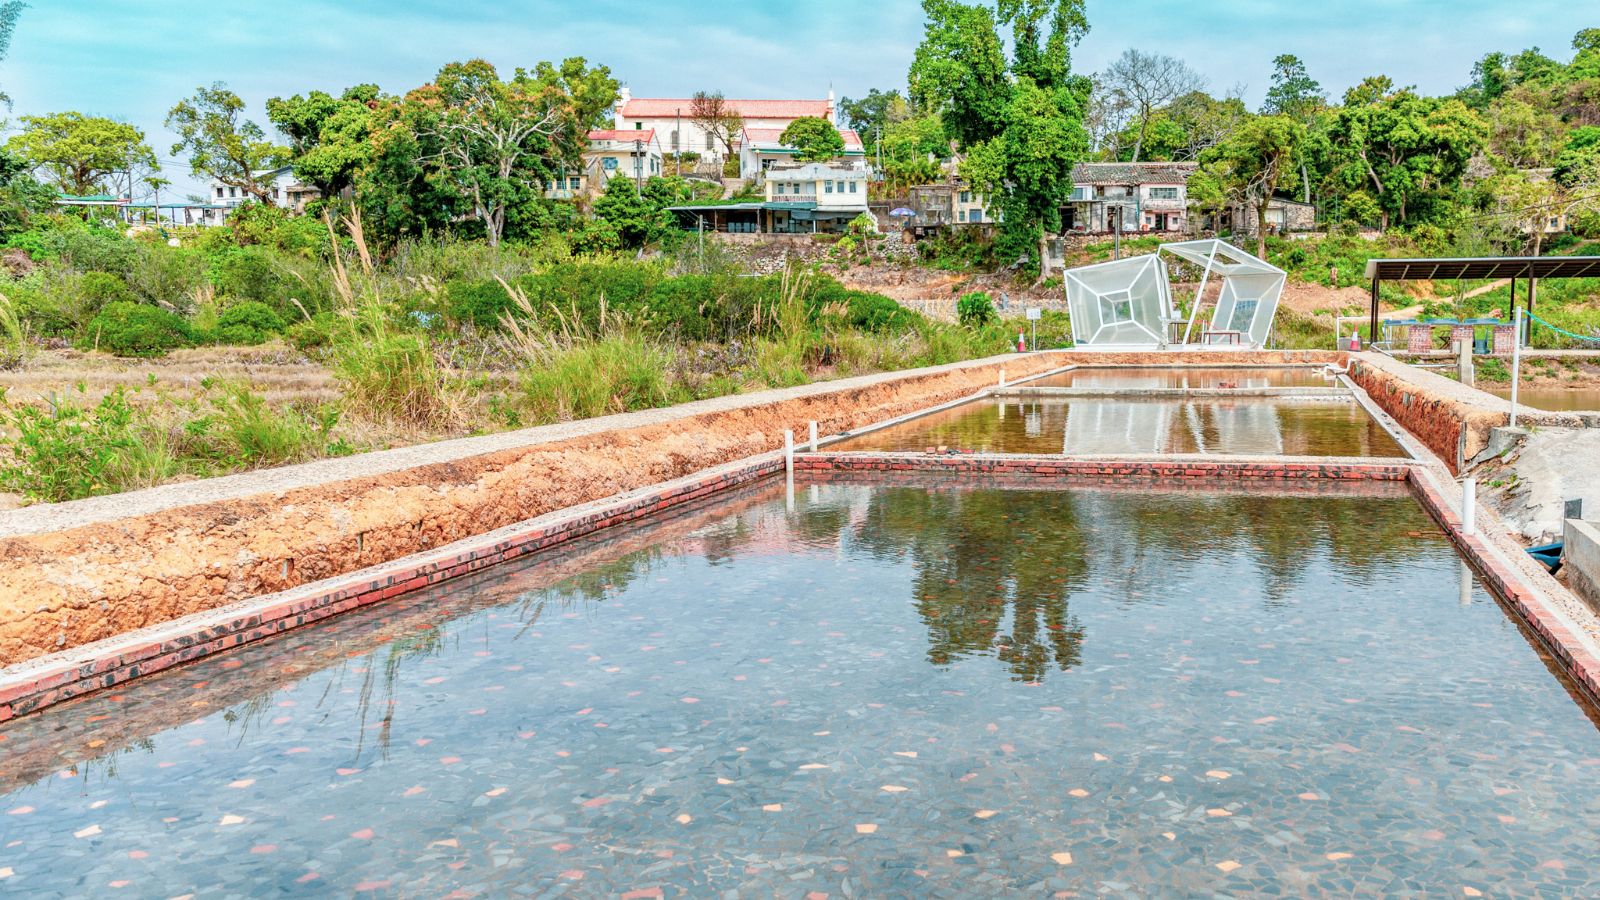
top-left (808, 421), bottom-right (818, 452)
top-left (998, 366), bottom-right (1006, 388)
top-left (1509, 308), bottom-right (1522, 428)
top-left (1462, 478), bottom-right (1476, 536)
top-left (784, 429), bottom-right (794, 475)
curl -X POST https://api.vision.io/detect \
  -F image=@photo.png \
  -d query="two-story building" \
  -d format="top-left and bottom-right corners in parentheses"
top-left (666, 161), bottom-right (870, 235)
top-left (612, 89), bottom-right (837, 161)
top-left (208, 167), bottom-right (321, 215)
top-left (547, 129), bottom-right (667, 199)
top-left (739, 127), bottom-right (865, 180)
top-left (907, 178), bottom-right (996, 227)
top-left (1063, 162), bottom-right (1196, 234)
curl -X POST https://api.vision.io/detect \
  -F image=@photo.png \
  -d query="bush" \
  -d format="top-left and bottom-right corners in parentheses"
top-left (331, 298), bottom-right (460, 429)
top-left (644, 275), bottom-right (716, 340)
top-left (446, 278), bottom-right (514, 330)
top-left (78, 271), bottom-right (138, 312)
top-left (285, 310), bottom-right (339, 351)
top-left (846, 291), bottom-right (917, 333)
top-left (209, 246), bottom-right (293, 311)
top-left (957, 291), bottom-right (996, 329)
top-left (212, 301), bottom-right (287, 345)
top-left (184, 381), bottom-right (338, 467)
top-left (0, 385), bottom-right (140, 502)
top-left (82, 301), bottom-right (194, 357)
top-left (126, 244), bottom-right (208, 310)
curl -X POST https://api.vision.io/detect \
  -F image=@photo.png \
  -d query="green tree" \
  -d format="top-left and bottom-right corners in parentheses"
top-left (1326, 77), bottom-right (1486, 229)
top-left (411, 59), bottom-right (609, 246)
top-left (166, 83), bottom-right (290, 203)
top-left (0, 1), bottom-right (23, 109)
top-left (778, 116), bottom-right (845, 161)
top-left (1200, 114), bottom-right (1305, 257)
top-left (0, 148), bottom-right (55, 237)
top-left (591, 175), bottom-right (687, 248)
top-left (910, 0), bottom-right (1091, 276)
top-left (266, 86), bottom-right (379, 200)
top-left (6, 112), bottom-right (158, 196)
top-left (1097, 48), bottom-right (1206, 162)
top-left (1485, 94), bottom-right (1566, 168)
top-left (839, 89), bottom-right (912, 149)
top-left (1262, 54), bottom-right (1325, 121)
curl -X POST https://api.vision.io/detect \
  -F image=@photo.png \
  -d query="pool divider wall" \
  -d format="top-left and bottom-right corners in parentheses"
top-left (0, 453), bottom-right (790, 723)
top-left (1347, 352), bottom-right (1587, 472)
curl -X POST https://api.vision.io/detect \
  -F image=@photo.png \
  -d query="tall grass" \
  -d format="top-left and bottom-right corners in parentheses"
top-left (326, 211), bottom-right (467, 431)
top-left (0, 291), bottom-right (29, 370)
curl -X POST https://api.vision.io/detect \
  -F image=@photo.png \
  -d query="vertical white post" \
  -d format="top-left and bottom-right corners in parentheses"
top-left (1509, 308), bottom-right (1523, 428)
top-left (808, 421), bottom-right (818, 452)
top-left (1461, 477), bottom-right (1476, 536)
top-left (998, 366), bottom-right (1006, 388)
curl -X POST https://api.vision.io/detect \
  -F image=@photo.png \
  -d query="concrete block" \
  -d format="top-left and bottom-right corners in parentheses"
top-left (1563, 518), bottom-right (1600, 613)
top-left (1471, 426), bottom-right (1530, 466)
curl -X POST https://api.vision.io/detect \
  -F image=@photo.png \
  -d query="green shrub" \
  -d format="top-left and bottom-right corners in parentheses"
top-left (644, 275), bottom-right (715, 340)
top-left (212, 301), bottom-right (286, 346)
top-left (0, 385), bottom-right (141, 502)
top-left (285, 310), bottom-right (339, 351)
top-left (185, 381), bottom-right (338, 466)
top-left (331, 298), bottom-right (459, 428)
top-left (82, 301), bottom-right (194, 357)
top-left (126, 244), bottom-right (208, 309)
top-left (209, 246), bottom-right (293, 311)
top-left (446, 278), bottom-right (514, 330)
top-left (519, 332), bottom-right (685, 422)
top-left (846, 291), bottom-right (917, 334)
top-left (79, 271), bottom-right (138, 311)
top-left (957, 291), bottom-right (997, 329)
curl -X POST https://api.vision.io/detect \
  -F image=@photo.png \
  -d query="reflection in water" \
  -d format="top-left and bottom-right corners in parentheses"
top-left (1032, 366), bottom-right (1335, 390)
top-left (1, 476), bottom-right (1598, 897)
top-left (834, 396), bottom-right (1405, 457)
top-left (1487, 386), bottom-right (1600, 412)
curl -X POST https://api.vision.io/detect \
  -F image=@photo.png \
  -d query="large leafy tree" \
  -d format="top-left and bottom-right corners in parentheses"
top-left (778, 117), bottom-right (844, 162)
top-left (167, 83), bottom-right (290, 203)
top-left (1111, 90), bottom-right (1246, 162)
top-left (266, 85), bottom-right (379, 201)
top-left (7, 112), bottom-right (158, 196)
top-left (1326, 77), bottom-right (1486, 229)
top-left (910, 0), bottom-right (1091, 276)
top-left (410, 58), bottom-right (616, 246)
top-left (1199, 114), bottom-right (1305, 257)
top-left (839, 89), bottom-right (911, 149)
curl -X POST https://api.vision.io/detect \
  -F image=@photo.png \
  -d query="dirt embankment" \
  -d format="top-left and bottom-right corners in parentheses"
top-left (0, 353), bottom-right (1071, 666)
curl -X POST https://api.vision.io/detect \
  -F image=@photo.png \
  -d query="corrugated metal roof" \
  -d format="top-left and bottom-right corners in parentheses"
top-left (1363, 256), bottom-right (1600, 281)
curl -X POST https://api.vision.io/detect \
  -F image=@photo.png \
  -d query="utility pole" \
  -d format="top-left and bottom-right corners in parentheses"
top-left (634, 139), bottom-right (643, 196)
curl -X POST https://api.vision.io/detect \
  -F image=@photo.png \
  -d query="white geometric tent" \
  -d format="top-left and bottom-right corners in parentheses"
top-left (1160, 239), bottom-right (1287, 350)
top-left (1063, 239), bottom-right (1286, 350)
top-left (1064, 253), bottom-right (1177, 350)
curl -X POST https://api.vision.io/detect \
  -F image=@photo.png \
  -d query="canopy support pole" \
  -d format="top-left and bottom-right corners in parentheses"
top-left (1180, 242), bottom-right (1221, 346)
top-left (1368, 277), bottom-right (1381, 347)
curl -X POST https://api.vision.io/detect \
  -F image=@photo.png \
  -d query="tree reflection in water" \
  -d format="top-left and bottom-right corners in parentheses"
top-left (852, 487), bottom-right (1090, 682)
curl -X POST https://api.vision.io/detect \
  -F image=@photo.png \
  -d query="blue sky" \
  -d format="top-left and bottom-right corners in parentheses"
top-left (4, 0), bottom-right (1590, 197)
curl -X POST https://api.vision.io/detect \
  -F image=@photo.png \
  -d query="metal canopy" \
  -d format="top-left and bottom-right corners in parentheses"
top-left (1363, 256), bottom-right (1600, 282)
top-left (1362, 255), bottom-right (1600, 343)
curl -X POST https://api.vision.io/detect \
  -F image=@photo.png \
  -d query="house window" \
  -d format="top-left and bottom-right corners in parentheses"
top-left (634, 122), bottom-right (642, 130)
top-left (848, 181), bottom-right (857, 193)
top-left (706, 135), bottom-right (714, 151)
top-left (825, 181), bottom-right (834, 194)
top-left (569, 177), bottom-right (580, 189)
top-left (957, 210), bottom-right (966, 223)
top-left (776, 183), bottom-right (784, 195)
top-left (215, 187), bottom-right (224, 199)
top-left (970, 209), bottom-right (982, 223)
top-left (603, 157), bottom-right (618, 171)
top-left (1149, 187), bottom-right (1179, 200)
top-left (670, 130), bottom-right (679, 150)
top-left (960, 191), bottom-right (970, 203)
top-left (1550, 216), bottom-right (1561, 230)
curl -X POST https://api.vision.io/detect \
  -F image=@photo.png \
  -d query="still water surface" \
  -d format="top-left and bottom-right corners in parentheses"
top-left (0, 476), bottom-right (1595, 896)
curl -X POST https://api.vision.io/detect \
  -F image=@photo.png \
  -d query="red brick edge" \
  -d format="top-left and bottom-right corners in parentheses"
top-left (1406, 470), bottom-right (1600, 707)
top-left (793, 453), bottom-right (1414, 482)
top-left (0, 457), bottom-right (783, 723)
top-left (7, 450), bottom-right (1597, 722)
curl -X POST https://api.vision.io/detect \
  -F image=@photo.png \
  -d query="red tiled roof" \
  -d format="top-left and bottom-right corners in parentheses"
top-left (742, 126), bottom-right (865, 153)
top-left (621, 98), bottom-right (831, 119)
top-left (588, 129), bottom-right (654, 143)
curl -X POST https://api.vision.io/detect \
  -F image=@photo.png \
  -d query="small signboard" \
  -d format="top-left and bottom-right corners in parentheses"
top-left (1025, 308), bottom-right (1042, 321)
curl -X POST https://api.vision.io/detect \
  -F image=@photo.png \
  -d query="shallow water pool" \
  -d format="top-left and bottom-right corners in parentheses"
top-left (831, 396), bottom-right (1407, 457)
top-left (1029, 366), bottom-right (1335, 390)
top-left (1, 475), bottom-right (1596, 896)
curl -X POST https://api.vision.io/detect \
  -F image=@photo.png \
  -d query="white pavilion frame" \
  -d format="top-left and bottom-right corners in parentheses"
top-left (1062, 239), bottom-right (1286, 351)
top-left (1161, 239), bottom-right (1287, 350)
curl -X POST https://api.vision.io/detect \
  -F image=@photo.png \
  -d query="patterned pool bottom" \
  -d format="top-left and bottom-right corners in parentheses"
top-left (831, 396), bottom-right (1407, 458)
top-left (2, 478), bottom-right (1598, 897)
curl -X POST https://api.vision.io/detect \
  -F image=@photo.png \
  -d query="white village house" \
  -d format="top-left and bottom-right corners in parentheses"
top-left (208, 166), bottom-right (321, 215)
top-left (612, 89), bottom-right (837, 162)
